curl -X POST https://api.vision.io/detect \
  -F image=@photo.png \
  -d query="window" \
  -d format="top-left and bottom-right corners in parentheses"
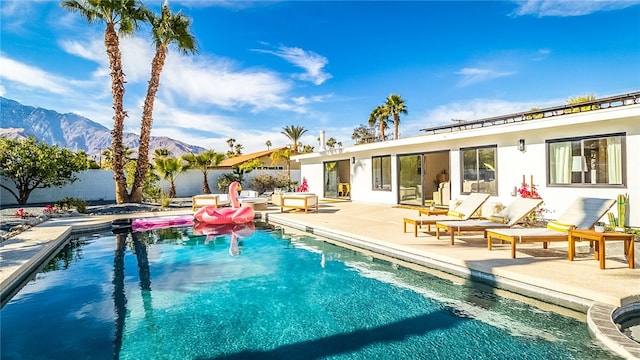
top-left (461, 145), bottom-right (497, 195)
top-left (372, 155), bottom-right (391, 190)
top-left (547, 133), bottom-right (625, 186)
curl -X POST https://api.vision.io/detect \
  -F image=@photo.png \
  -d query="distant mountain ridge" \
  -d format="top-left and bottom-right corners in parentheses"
top-left (0, 97), bottom-right (206, 157)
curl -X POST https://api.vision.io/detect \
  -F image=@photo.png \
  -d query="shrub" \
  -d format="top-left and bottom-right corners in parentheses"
top-left (55, 197), bottom-right (87, 213)
top-left (250, 173), bottom-right (292, 194)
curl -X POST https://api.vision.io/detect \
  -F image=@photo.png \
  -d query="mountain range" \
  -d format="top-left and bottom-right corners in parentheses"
top-left (0, 97), bottom-right (205, 158)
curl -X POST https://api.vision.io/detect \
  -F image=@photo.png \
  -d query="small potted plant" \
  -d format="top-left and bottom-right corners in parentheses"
top-left (594, 221), bottom-right (606, 233)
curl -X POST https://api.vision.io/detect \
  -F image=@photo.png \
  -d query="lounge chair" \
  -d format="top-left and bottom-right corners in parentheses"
top-left (402, 193), bottom-right (490, 236)
top-left (435, 197), bottom-right (544, 245)
top-left (486, 197), bottom-right (616, 258)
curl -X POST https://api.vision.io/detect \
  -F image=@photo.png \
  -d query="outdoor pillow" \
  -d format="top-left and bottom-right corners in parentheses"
top-left (546, 221), bottom-right (575, 233)
top-left (447, 210), bottom-right (465, 218)
top-left (488, 214), bottom-right (509, 224)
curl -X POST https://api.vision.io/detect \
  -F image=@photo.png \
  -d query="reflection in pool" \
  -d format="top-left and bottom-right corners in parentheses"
top-left (0, 224), bottom-right (621, 359)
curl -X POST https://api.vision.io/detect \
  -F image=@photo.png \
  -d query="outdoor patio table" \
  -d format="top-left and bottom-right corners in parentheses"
top-left (568, 229), bottom-right (635, 269)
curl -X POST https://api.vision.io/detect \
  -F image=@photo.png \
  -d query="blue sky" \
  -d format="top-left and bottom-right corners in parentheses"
top-left (1, 1), bottom-right (639, 154)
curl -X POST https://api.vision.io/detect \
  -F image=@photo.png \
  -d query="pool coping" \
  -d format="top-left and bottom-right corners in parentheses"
top-left (1, 210), bottom-right (638, 359)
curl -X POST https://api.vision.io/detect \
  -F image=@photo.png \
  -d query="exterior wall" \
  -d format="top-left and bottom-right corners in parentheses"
top-left (1, 169), bottom-right (300, 206)
top-left (297, 103), bottom-right (639, 226)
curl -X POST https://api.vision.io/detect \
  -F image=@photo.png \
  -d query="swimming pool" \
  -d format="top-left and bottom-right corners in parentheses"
top-left (0, 224), bottom-right (620, 359)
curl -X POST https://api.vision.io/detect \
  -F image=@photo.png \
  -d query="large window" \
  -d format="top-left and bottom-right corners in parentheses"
top-left (461, 145), bottom-right (497, 195)
top-left (547, 133), bottom-right (625, 186)
top-left (372, 155), bottom-right (391, 190)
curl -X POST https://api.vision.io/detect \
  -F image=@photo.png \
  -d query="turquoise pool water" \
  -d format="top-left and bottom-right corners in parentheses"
top-left (1, 224), bottom-right (620, 359)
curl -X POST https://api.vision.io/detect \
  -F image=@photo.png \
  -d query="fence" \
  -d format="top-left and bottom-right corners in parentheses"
top-left (0, 169), bottom-right (301, 206)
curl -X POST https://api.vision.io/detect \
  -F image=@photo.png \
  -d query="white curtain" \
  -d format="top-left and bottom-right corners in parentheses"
top-left (607, 137), bottom-right (622, 184)
top-left (549, 142), bottom-right (571, 184)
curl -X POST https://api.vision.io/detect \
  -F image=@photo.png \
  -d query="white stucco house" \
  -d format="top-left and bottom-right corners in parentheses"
top-left (293, 92), bottom-right (640, 228)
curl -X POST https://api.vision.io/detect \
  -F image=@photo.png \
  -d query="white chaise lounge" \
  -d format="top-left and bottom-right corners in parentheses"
top-left (272, 193), bottom-right (319, 213)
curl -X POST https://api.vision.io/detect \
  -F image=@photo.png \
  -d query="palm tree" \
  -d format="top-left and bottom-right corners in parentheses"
top-left (368, 105), bottom-right (390, 141)
top-left (385, 94), bottom-right (407, 140)
top-left (265, 140), bottom-right (272, 150)
top-left (100, 145), bottom-right (135, 170)
top-left (270, 147), bottom-right (294, 191)
top-left (154, 156), bottom-right (188, 198)
top-left (226, 138), bottom-right (235, 150)
top-left (131, 1), bottom-right (198, 202)
top-left (62, 0), bottom-right (148, 204)
top-left (234, 143), bottom-right (244, 155)
top-left (153, 147), bottom-right (171, 159)
top-left (281, 125), bottom-right (307, 152)
top-left (182, 150), bottom-right (224, 194)
top-left (326, 137), bottom-right (337, 149)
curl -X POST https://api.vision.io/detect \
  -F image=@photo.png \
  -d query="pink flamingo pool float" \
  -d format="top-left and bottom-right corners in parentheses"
top-left (193, 181), bottom-right (255, 225)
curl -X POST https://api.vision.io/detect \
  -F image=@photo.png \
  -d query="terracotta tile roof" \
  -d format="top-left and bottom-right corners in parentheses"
top-left (216, 146), bottom-right (290, 167)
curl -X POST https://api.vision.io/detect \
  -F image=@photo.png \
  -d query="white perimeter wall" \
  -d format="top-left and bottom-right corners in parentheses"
top-left (1, 169), bottom-right (300, 206)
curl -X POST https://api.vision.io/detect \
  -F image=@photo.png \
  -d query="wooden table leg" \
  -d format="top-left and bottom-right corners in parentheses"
top-left (568, 233), bottom-right (575, 261)
top-left (599, 239), bottom-right (606, 270)
top-left (628, 239), bottom-right (635, 269)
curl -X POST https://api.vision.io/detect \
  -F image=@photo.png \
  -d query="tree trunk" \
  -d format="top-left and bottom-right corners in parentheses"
top-left (169, 180), bottom-right (177, 198)
top-left (131, 46), bottom-right (167, 203)
top-left (104, 24), bottom-right (128, 204)
top-left (202, 173), bottom-right (211, 194)
top-left (394, 115), bottom-right (399, 140)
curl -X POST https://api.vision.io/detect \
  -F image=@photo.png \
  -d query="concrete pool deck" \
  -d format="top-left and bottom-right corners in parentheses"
top-left (1, 201), bottom-right (638, 358)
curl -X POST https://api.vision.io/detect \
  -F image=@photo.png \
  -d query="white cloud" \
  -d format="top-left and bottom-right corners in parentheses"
top-left (455, 67), bottom-right (513, 87)
top-left (254, 45), bottom-right (332, 85)
top-left (532, 48), bottom-right (551, 61)
top-left (0, 55), bottom-right (71, 95)
top-left (160, 51), bottom-right (295, 112)
top-left (0, 1), bottom-right (35, 33)
top-left (402, 97), bottom-right (560, 136)
top-left (512, 0), bottom-right (640, 17)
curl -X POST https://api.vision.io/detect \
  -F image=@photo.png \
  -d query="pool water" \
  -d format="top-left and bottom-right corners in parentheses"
top-left (0, 224), bottom-right (620, 359)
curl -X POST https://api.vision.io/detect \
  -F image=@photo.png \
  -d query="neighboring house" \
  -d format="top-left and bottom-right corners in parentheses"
top-left (215, 147), bottom-right (301, 171)
top-left (293, 91), bottom-right (640, 227)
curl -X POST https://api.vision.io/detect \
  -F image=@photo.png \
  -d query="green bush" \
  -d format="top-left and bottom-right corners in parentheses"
top-left (55, 197), bottom-right (87, 213)
top-left (249, 173), bottom-right (293, 193)
top-left (217, 173), bottom-right (240, 192)
top-left (159, 192), bottom-right (172, 208)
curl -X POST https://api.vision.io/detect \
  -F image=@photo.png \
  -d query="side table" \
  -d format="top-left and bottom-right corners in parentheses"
top-left (418, 208), bottom-right (448, 216)
top-left (568, 229), bottom-right (635, 269)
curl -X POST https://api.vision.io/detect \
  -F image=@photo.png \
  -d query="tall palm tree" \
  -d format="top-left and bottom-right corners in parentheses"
top-left (62, 0), bottom-right (148, 204)
top-left (131, 1), bottom-right (198, 202)
top-left (234, 143), bottom-right (244, 155)
top-left (281, 125), bottom-right (307, 152)
top-left (270, 147), bottom-right (294, 191)
top-left (154, 156), bottom-right (188, 198)
top-left (153, 147), bottom-right (171, 159)
top-left (265, 140), bottom-right (272, 150)
top-left (368, 105), bottom-right (390, 141)
top-left (385, 94), bottom-right (407, 140)
top-left (182, 150), bottom-right (224, 194)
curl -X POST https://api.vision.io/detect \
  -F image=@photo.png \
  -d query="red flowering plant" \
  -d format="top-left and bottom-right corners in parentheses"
top-left (517, 181), bottom-right (540, 199)
top-left (14, 208), bottom-right (35, 219)
top-left (43, 204), bottom-right (56, 214)
top-left (516, 177), bottom-right (552, 226)
top-left (296, 177), bottom-right (309, 192)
